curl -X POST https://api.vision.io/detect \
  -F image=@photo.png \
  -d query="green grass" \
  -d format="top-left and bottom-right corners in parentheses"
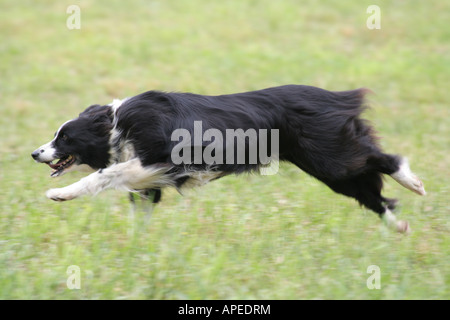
top-left (0, 0), bottom-right (449, 299)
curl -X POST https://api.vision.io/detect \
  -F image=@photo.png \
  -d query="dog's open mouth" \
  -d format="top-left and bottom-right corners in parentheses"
top-left (46, 155), bottom-right (76, 177)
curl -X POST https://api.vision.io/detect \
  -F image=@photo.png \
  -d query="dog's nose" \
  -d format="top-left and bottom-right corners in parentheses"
top-left (31, 150), bottom-right (41, 160)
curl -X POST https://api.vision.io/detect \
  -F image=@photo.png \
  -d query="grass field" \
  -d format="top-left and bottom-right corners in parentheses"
top-left (0, 0), bottom-right (449, 299)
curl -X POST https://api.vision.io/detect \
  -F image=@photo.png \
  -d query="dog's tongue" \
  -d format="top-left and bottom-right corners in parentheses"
top-left (47, 160), bottom-right (62, 170)
top-left (46, 155), bottom-right (74, 176)
top-left (47, 155), bottom-right (73, 169)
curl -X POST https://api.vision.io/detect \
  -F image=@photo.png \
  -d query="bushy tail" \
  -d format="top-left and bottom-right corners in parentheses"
top-left (328, 88), bottom-right (373, 114)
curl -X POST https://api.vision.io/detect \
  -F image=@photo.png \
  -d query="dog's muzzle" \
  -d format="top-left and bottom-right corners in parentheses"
top-left (31, 141), bottom-right (57, 163)
top-left (31, 149), bottom-right (43, 161)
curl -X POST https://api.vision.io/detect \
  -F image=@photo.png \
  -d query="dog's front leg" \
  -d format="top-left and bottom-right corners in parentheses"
top-left (46, 168), bottom-right (117, 201)
top-left (46, 178), bottom-right (90, 201)
top-left (46, 159), bottom-right (171, 201)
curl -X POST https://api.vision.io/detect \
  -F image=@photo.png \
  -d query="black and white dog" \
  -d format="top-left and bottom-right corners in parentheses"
top-left (32, 85), bottom-right (425, 232)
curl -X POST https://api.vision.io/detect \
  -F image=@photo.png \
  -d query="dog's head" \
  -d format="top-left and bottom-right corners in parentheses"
top-left (31, 104), bottom-right (113, 177)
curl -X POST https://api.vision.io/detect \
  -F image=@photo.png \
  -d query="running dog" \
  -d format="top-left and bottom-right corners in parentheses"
top-left (31, 85), bottom-right (426, 232)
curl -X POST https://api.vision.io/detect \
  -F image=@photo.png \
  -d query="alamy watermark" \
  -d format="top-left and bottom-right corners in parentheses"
top-left (66, 5), bottom-right (81, 30)
top-left (366, 265), bottom-right (381, 289)
top-left (171, 121), bottom-right (280, 175)
top-left (67, 265), bottom-right (81, 289)
top-left (366, 5), bottom-right (381, 30)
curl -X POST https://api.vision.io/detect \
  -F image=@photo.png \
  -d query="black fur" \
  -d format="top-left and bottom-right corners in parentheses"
top-left (49, 85), bottom-right (403, 216)
top-left (52, 105), bottom-right (113, 170)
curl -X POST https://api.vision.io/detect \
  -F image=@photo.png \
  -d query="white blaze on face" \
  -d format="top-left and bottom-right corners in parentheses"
top-left (35, 141), bottom-right (57, 162)
top-left (33, 119), bottom-right (74, 163)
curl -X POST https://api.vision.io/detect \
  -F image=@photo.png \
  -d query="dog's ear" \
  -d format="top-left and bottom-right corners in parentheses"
top-left (80, 104), bottom-right (112, 124)
top-left (79, 104), bottom-right (104, 117)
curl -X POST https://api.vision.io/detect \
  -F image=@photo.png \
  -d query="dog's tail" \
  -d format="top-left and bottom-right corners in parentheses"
top-left (289, 86), bottom-right (373, 121)
top-left (329, 87), bottom-right (373, 113)
top-left (323, 88), bottom-right (377, 145)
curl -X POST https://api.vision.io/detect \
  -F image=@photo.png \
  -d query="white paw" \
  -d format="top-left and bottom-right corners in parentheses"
top-left (391, 158), bottom-right (426, 196)
top-left (395, 220), bottom-right (411, 234)
top-left (383, 209), bottom-right (411, 234)
top-left (46, 188), bottom-right (78, 202)
top-left (409, 174), bottom-right (426, 196)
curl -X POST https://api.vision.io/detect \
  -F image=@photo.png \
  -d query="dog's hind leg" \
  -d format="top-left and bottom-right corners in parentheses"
top-left (368, 153), bottom-right (426, 196)
top-left (132, 189), bottom-right (162, 223)
top-left (390, 157), bottom-right (426, 196)
top-left (46, 158), bottom-right (172, 201)
top-left (127, 189), bottom-right (161, 234)
top-left (382, 208), bottom-right (410, 233)
top-left (128, 188), bottom-right (161, 210)
top-left (325, 172), bottom-right (410, 233)
top-left (128, 192), bottom-right (139, 235)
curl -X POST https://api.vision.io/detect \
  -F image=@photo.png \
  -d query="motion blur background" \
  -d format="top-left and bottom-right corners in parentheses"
top-left (0, 0), bottom-right (448, 299)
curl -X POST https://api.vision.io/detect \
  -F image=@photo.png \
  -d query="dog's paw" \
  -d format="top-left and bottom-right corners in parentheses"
top-left (46, 188), bottom-right (78, 202)
top-left (391, 158), bottom-right (426, 196)
top-left (396, 220), bottom-right (411, 234)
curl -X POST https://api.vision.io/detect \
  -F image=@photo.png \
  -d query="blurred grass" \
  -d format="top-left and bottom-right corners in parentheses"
top-left (0, 0), bottom-right (449, 299)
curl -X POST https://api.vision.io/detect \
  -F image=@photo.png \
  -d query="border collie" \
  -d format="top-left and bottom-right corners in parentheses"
top-left (31, 85), bottom-right (425, 233)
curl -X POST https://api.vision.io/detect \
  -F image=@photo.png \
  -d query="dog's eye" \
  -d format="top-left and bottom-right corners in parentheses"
top-left (61, 134), bottom-right (68, 141)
